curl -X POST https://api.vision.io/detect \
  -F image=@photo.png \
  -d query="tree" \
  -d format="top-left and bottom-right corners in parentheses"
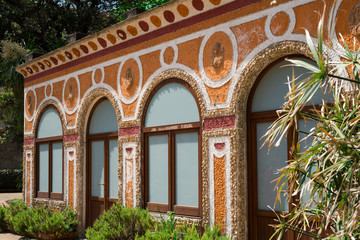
top-left (0, 0), bottom-right (170, 144)
top-left (0, 41), bottom-right (26, 143)
top-left (111, 0), bottom-right (171, 21)
top-left (264, 12), bottom-right (360, 240)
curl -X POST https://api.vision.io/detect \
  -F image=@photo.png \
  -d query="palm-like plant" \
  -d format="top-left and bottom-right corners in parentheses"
top-left (264, 9), bottom-right (360, 240)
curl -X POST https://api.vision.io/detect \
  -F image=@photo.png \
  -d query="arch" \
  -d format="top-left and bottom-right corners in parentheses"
top-left (142, 77), bottom-right (202, 217)
top-left (33, 100), bottom-right (66, 138)
top-left (88, 99), bottom-right (118, 134)
top-left (144, 82), bottom-right (200, 127)
top-left (231, 41), bottom-right (314, 239)
top-left (37, 108), bottom-right (63, 138)
top-left (34, 102), bottom-right (65, 200)
top-left (137, 69), bottom-right (206, 124)
top-left (75, 88), bottom-right (121, 230)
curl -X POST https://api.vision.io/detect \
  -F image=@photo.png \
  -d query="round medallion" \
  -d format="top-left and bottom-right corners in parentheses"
top-left (163, 47), bottom-right (175, 65)
top-left (120, 59), bottom-right (140, 99)
top-left (64, 77), bottom-right (79, 111)
top-left (270, 11), bottom-right (290, 36)
top-left (349, 2), bottom-right (360, 38)
top-left (45, 84), bottom-right (52, 97)
top-left (25, 90), bottom-right (36, 118)
top-left (93, 68), bottom-right (103, 84)
top-left (203, 32), bottom-right (233, 81)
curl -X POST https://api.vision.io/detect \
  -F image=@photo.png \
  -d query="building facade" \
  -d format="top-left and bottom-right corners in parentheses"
top-left (17, 0), bottom-right (359, 238)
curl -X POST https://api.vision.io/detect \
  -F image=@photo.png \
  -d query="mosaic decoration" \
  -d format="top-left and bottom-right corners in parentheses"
top-left (208, 136), bottom-right (231, 236)
top-left (122, 142), bottom-right (136, 207)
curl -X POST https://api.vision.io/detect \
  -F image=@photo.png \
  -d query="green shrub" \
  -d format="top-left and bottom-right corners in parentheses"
top-left (3, 200), bottom-right (77, 238)
top-left (138, 212), bottom-right (229, 240)
top-left (85, 202), bottom-right (154, 240)
top-left (0, 206), bottom-right (6, 230)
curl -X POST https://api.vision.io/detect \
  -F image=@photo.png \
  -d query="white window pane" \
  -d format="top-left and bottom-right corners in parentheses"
top-left (175, 132), bottom-right (198, 207)
top-left (89, 100), bottom-right (118, 134)
top-left (148, 135), bottom-right (168, 204)
top-left (256, 122), bottom-right (288, 211)
top-left (51, 143), bottom-right (62, 193)
top-left (252, 58), bottom-right (323, 112)
top-left (91, 141), bottom-right (104, 197)
top-left (108, 139), bottom-right (119, 199)
top-left (298, 119), bottom-right (318, 206)
top-left (37, 108), bottom-right (62, 138)
top-left (145, 83), bottom-right (199, 127)
top-left (39, 144), bottom-right (49, 192)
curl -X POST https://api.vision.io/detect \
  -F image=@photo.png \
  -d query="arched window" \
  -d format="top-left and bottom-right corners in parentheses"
top-left (87, 99), bottom-right (119, 225)
top-left (143, 80), bottom-right (201, 217)
top-left (248, 57), bottom-right (327, 239)
top-left (36, 107), bottom-right (63, 199)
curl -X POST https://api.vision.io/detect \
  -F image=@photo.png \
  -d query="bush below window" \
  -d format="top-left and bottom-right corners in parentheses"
top-left (137, 212), bottom-right (229, 240)
top-left (0, 200), bottom-right (78, 239)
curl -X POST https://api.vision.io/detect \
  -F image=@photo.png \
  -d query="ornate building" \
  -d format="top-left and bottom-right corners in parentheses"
top-left (17, 0), bottom-right (359, 238)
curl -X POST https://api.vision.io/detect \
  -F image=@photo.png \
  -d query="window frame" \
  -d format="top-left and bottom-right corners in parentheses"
top-left (247, 55), bottom-right (320, 239)
top-left (35, 106), bottom-right (64, 200)
top-left (85, 97), bottom-right (119, 226)
top-left (142, 79), bottom-right (202, 217)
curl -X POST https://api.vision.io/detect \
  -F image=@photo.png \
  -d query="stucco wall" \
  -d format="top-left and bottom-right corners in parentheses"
top-left (17, 0), bottom-right (359, 238)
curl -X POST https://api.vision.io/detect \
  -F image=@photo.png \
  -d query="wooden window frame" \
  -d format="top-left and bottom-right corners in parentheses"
top-left (144, 123), bottom-right (201, 217)
top-left (247, 55), bottom-right (320, 239)
top-left (142, 79), bottom-right (202, 218)
top-left (35, 106), bottom-right (64, 200)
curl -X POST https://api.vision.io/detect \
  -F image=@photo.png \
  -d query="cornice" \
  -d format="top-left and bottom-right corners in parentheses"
top-left (16, 0), bottom-right (256, 81)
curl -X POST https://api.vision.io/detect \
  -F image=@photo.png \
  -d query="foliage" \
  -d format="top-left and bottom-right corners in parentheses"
top-left (85, 203), bottom-right (154, 240)
top-left (137, 212), bottom-right (229, 240)
top-left (0, 41), bottom-right (26, 143)
top-left (2, 200), bottom-right (78, 238)
top-left (0, 206), bottom-right (6, 230)
top-left (263, 7), bottom-right (360, 240)
top-left (111, 0), bottom-right (171, 21)
top-left (0, 169), bottom-right (23, 190)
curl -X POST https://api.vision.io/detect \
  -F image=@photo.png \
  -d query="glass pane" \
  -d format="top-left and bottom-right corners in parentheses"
top-left (51, 143), bottom-right (63, 193)
top-left (145, 83), bottom-right (199, 127)
top-left (91, 141), bottom-right (104, 197)
top-left (175, 132), bottom-right (198, 207)
top-left (89, 100), bottom-right (118, 134)
top-left (252, 58), bottom-right (329, 112)
top-left (298, 119), bottom-right (318, 206)
top-left (39, 144), bottom-right (49, 192)
top-left (109, 139), bottom-right (119, 199)
top-left (256, 122), bottom-right (288, 211)
top-left (37, 108), bottom-right (62, 138)
top-left (148, 135), bottom-right (168, 204)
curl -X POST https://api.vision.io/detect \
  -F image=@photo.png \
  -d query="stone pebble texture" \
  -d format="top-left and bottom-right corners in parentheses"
top-left (16, 0), bottom-right (359, 238)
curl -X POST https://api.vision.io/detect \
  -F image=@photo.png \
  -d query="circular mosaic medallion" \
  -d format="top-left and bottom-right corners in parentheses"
top-left (64, 77), bottom-right (79, 111)
top-left (203, 32), bottom-right (233, 81)
top-left (120, 59), bottom-right (140, 99)
top-left (25, 90), bottom-right (36, 118)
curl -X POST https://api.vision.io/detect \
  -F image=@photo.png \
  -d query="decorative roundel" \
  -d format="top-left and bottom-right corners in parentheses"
top-left (118, 58), bottom-right (142, 104)
top-left (161, 44), bottom-right (178, 66)
top-left (63, 77), bottom-right (80, 113)
top-left (270, 11), bottom-right (290, 36)
top-left (45, 84), bottom-right (53, 98)
top-left (203, 31), bottom-right (233, 81)
top-left (92, 68), bottom-right (104, 85)
top-left (25, 90), bottom-right (36, 119)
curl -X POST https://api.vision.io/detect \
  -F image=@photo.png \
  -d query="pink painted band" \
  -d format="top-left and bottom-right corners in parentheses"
top-left (64, 134), bottom-right (79, 142)
top-left (24, 138), bottom-right (35, 146)
top-left (203, 115), bottom-right (235, 131)
top-left (119, 126), bottom-right (140, 137)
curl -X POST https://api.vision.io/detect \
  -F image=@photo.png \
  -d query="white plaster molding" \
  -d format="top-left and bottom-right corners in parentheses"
top-left (208, 136), bottom-right (231, 236)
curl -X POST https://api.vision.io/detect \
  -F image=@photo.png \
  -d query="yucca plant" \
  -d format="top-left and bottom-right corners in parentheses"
top-left (264, 5), bottom-right (360, 240)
